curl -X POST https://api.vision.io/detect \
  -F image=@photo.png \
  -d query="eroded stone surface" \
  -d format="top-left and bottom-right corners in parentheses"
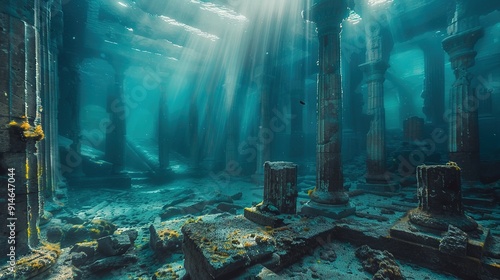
top-left (182, 215), bottom-right (336, 280)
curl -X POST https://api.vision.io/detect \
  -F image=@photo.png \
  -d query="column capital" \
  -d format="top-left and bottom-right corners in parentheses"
top-left (303, 0), bottom-right (350, 34)
top-left (442, 26), bottom-right (483, 69)
top-left (359, 60), bottom-right (388, 82)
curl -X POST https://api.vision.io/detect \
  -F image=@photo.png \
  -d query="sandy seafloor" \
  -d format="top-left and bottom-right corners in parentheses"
top-left (36, 160), bottom-right (497, 280)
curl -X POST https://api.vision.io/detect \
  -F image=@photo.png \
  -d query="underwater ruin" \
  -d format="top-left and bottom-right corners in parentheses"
top-left (1, 0), bottom-right (500, 279)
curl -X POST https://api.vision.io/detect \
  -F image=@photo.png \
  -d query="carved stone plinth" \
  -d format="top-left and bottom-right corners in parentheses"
top-left (408, 164), bottom-right (477, 231)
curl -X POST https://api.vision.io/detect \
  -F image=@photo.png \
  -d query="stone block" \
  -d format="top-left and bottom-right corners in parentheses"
top-left (439, 225), bottom-right (468, 256)
top-left (263, 161), bottom-right (298, 214)
top-left (97, 234), bottom-right (131, 256)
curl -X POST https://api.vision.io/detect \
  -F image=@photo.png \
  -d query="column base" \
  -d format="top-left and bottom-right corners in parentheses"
top-left (408, 208), bottom-right (478, 232)
top-left (300, 200), bottom-right (355, 219)
top-left (390, 213), bottom-right (488, 259)
top-left (357, 181), bottom-right (400, 192)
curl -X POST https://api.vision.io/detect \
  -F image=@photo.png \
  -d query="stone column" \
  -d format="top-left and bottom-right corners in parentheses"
top-left (158, 82), bottom-right (169, 170)
top-left (106, 57), bottom-right (128, 173)
top-left (301, 0), bottom-right (354, 219)
top-left (358, 12), bottom-right (395, 188)
top-left (420, 35), bottom-right (445, 127)
top-left (360, 61), bottom-right (390, 184)
top-left (442, 0), bottom-right (483, 181)
top-left (0, 2), bottom-right (44, 257)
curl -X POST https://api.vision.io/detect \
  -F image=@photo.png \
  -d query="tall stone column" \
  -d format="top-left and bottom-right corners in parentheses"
top-left (158, 82), bottom-right (169, 171)
top-left (301, 0), bottom-right (354, 219)
top-left (420, 35), bottom-right (445, 127)
top-left (442, 0), bottom-right (483, 181)
top-left (358, 12), bottom-right (395, 190)
top-left (360, 61), bottom-right (389, 183)
top-left (106, 57), bottom-right (128, 173)
top-left (0, 1), bottom-right (44, 258)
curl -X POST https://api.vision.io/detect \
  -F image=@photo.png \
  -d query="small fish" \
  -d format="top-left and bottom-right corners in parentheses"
top-left (299, 100), bottom-right (305, 105)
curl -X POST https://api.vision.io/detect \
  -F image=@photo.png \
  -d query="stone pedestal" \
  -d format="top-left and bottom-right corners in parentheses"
top-left (263, 161), bottom-right (298, 214)
top-left (408, 164), bottom-right (477, 231)
top-left (300, 0), bottom-right (354, 219)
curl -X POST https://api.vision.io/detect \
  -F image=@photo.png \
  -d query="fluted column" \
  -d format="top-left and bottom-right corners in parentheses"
top-left (358, 7), bottom-right (394, 186)
top-left (361, 61), bottom-right (389, 183)
top-left (303, 0), bottom-right (351, 208)
top-left (442, 0), bottom-right (483, 181)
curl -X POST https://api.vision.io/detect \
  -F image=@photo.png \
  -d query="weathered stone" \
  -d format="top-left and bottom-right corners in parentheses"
top-left (355, 245), bottom-right (404, 280)
top-left (87, 219), bottom-right (118, 239)
top-left (97, 233), bottom-right (131, 256)
top-left (70, 241), bottom-right (97, 260)
top-left (442, 12), bottom-right (483, 181)
top-left (63, 225), bottom-right (90, 246)
top-left (46, 226), bottom-right (64, 243)
top-left (244, 206), bottom-right (285, 227)
top-left (301, 0), bottom-right (353, 217)
top-left (182, 215), bottom-right (336, 279)
top-left (149, 225), bottom-right (182, 256)
top-left (263, 161), bottom-right (298, 214)
top-left (121, 229), bottom-right (138, 243)
top-left (409, 164), bottom-right (478, 231)
top-left (439, 225), bottom-right (468, 256)
top-left (84, 254), bottom-right (138, 274)
top-left (216, 202), bottom-right (242, 214)
top-left (71, 252), bottom-right (89, 267)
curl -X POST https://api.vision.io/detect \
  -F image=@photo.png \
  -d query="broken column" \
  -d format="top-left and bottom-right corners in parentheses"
top-left (263, 161), bottom-right (298, 214)
top-left (245, 161), bottom-right (298, 227)
top-left (408, 164), bottom-right (477, 231)
top-left (300, 0), bottom-right (354, 219)
top-left (442, 0), bottom-right (483, 181)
